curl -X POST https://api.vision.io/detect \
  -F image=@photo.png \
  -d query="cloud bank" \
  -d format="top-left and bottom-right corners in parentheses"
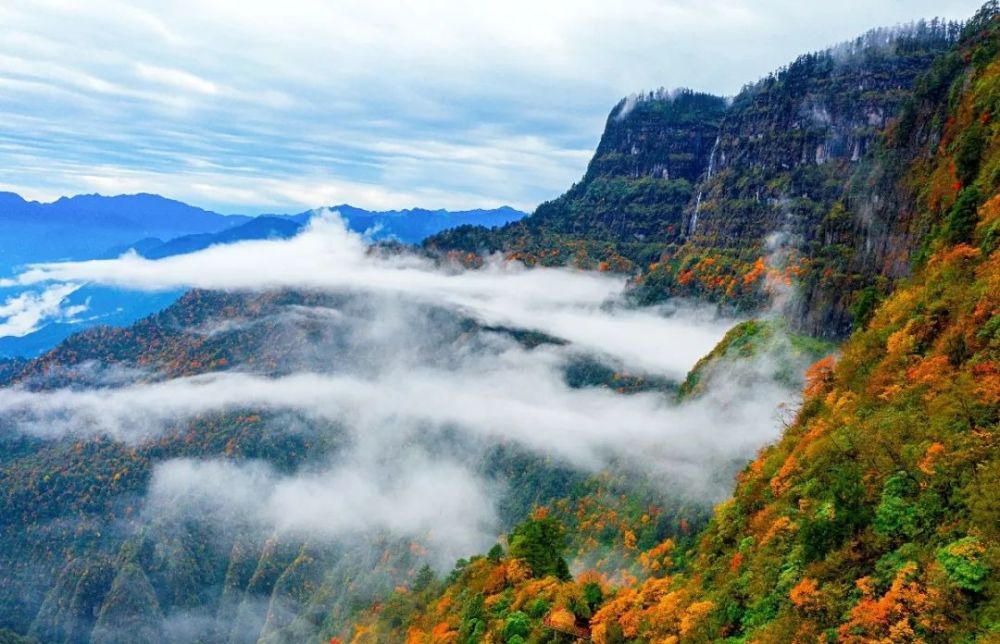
top-left (146, 454), bottom-right (497, 559)
top-left (0, 283), bottom-right (87, 337)
top-left (0, 214), bottom-right (809, 566)
top-left (3, 213), bottom-right (731, 378)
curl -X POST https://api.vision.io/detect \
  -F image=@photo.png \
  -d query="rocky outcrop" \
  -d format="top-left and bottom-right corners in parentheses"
top-left (426, 20), bottom-right (965, 339)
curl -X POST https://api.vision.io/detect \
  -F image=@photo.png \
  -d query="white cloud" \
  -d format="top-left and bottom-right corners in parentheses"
top-left (134, 62), bottom-right (218, 95)
top-left (0, 0), bottom-right (982, 213)
top-left (0, 339), bottom-right (792, 497)
top-left (146, 455), bottom-right (498, 560)
top-left (0, 282), bottom-right (84, 337)
top-left (0, 213), bottom-right (814, 561)
top-left (3, 213), bottom-right (732, 377)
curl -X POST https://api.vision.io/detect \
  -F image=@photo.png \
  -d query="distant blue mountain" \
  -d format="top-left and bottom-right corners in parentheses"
top-left (133, 216), bottom-right (304, 259)
top-left (307, 204), bottom-right (526, 243)
top-left (100, 205), bottom-right (526, 259)
top-left (0, 193), bottom-right (525, 357)
top-left (0, 192), bottom-right (249, 275)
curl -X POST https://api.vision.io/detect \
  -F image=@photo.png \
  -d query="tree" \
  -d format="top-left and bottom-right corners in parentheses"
top-left (508, 516), bottom-right (571, 580)
top-left (937, 537), bottom-right (990, 592)
top-left (944, 186), bottom-right (981, 245)
top-left (412, 564), bottom-right (435, 593)
top-left (487, 543), bottom-right (504, 564)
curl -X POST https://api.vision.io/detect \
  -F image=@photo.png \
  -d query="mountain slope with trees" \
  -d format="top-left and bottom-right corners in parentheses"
top-left (352, 5), bottom-right (1000, 642)
top-left (0, 4), bottom-right (998, 644)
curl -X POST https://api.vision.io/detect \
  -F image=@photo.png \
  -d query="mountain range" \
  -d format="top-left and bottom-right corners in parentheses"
top-left (0, 196), bottom-right (525, 357)
top-left (0, 4), bottom-right (998, 644)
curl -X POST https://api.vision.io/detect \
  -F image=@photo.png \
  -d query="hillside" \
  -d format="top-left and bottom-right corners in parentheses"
top-left (350, 5), bottom-right (1000, 642)
top-left (0, 283), bottom-right (736, 643)
top-left (0, 199), bottom-right (526, 359)
top-left (0, 4), bottom-right (998, 644)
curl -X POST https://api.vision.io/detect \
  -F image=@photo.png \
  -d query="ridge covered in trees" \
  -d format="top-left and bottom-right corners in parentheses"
top-left (0, 4), bottom-right (998, 644)
top-left (349, 5), bottom-right (1000, 641)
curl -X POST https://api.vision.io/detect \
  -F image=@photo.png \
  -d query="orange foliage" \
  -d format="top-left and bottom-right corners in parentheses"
top-left (760, 515), bottom-right (797, 546)
top-left (743, 257), bottom-right (767, 285)
top-left (547, 606), bottom-right (578, 631)
top-left (531, 506), bottom-right (549, 520)
top-left (769, 454), bottom-right (799, 497)
top-left (839, 563), bottom-right (947, 643)
top-left (804, 355), bottom-right (837, 399)
top-left (918, 442), bottom-right (947, 475)
top-left (429, 621), bottom-right (456, 643)
top-left (789, 577), bottom-right (820, 610)
top-left (973, 361), bottom-right (1000, 404)
top-left (679, 600), bottom-right (715, 637)
top-left (639, 539), bottom-right (674, 573)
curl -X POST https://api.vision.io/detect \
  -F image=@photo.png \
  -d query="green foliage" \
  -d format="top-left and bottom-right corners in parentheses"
top-left (526, 598), bottom-right (549, 619)
top-left (800, 464), bottom-right (871, 561)
top-left (955, 121), bottom-right (987, 186)
top-left (412, 564), bottom-right (435, 592)
top-left (90, 562), bottom-right (163, 644)
top-left (508, 516), bottom-right (571, 581)
top-left (873, 472), bottom-right (922, 540)
top-left (945, 186), bottom-right (983, 244)
top-left (850, 285), bottom-right (884, 328)
top-left (937, 537), bottom-right (990, 592)
top-left (487, 543), bottom-right (504, 564)
top-left (583, 581), bottom-right (604, 611)
top-left (679, 319), bottom-right (834, 399)
top-left (458, 593), bottom-right (487, 643)
top-left (502, 611), bottom-right (531, 641)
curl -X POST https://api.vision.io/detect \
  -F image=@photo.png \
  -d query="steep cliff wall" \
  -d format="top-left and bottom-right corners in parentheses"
top-left (427, 20), bottom-right (964, 339)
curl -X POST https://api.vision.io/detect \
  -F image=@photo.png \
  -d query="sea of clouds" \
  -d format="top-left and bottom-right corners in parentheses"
top-left (0, 211), bottom-right (802, 561)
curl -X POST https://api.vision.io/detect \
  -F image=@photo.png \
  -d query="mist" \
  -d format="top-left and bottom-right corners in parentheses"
top-left (0, 211), bottom-right (814, 642)
top-left (1, 212), bottom-right (731, 378)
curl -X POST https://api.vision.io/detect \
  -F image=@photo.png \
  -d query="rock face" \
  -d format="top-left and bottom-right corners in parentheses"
top-left (689, 25), bottom-right (957, 246)
top-left (427, 20), bottom-right (964, 338)
top-left (589, 89), bottom-right (726, 185)
top-left (501, 90), bottom-right (727, 248)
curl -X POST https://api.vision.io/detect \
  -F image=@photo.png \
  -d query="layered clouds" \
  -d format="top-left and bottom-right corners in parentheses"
top-left (0, 215), bottom-right (802, 560)
top-left (146, 456), bottom-right (498, 559)
top-left (0, 283), bottom-right (87, 337)
top-left (3, 213), bottom-right (732, 377)
top-left (0, 1), bottom-right (981, 213)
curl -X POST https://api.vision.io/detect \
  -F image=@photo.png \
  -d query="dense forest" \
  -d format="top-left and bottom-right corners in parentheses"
top-left (0, 3), bottom-right (998, 644)
top-left (357, 5), bottom-right (1000, 642)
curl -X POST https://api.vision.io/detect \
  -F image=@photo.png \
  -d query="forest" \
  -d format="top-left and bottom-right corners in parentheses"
top-left (0, 3), bottom-right (998, 644)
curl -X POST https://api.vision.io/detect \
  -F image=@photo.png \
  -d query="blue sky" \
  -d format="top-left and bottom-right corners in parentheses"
top-left (0, 0), bottom-right (984, 214)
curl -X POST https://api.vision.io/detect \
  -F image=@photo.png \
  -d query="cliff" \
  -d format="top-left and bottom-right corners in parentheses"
top-left (427, 19), bottom-right (964, 338)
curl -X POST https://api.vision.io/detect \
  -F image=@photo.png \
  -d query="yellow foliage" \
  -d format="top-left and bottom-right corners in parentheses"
top-left (678, 601), bottom-right (715, 637)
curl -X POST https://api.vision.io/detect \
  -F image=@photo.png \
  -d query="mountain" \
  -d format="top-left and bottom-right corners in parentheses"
top-left (1, 4), bottom-right (999, 644)
top-left (125, 206), bottom-right (526, 259)
top-left (352, 6), bottom-right (1000, 642)
top-left (0, 201), bottom-right (526, 359)
top-left (0, 288), bottom-right (702, 643)
top-left (0, 193), bottom-right (249, 273)
top-left (308, 204), bottom-right (526, 243)
top-left (426, 19), bottom-right (964, 338)
top-left (126, 216), bottom-right (304, 259)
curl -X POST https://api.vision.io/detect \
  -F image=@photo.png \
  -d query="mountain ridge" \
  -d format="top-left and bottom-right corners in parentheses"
top-left (0, 4), bottom-right (998, 644)
top-left (426, 17), bottom-right (965, 339)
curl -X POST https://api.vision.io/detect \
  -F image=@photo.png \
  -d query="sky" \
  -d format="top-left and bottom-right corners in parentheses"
top-left (0, 0), bottom-right (984, 214)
